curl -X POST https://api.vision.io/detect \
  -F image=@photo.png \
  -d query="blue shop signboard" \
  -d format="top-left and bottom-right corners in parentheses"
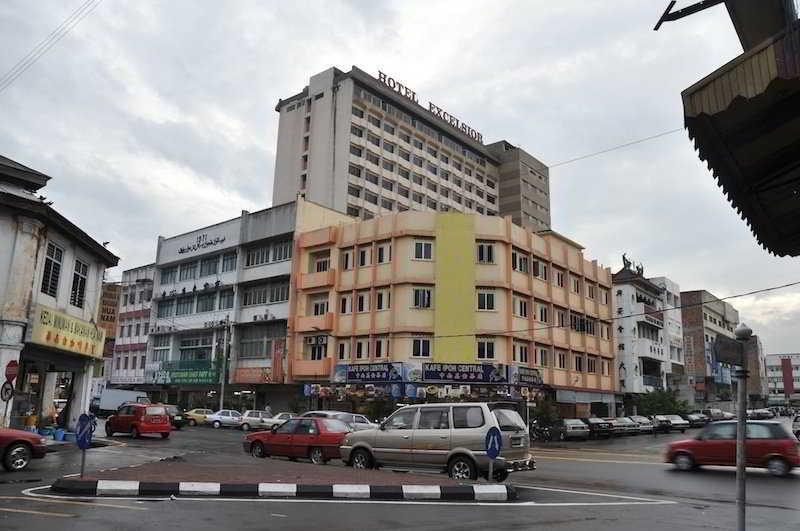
top-left (507, 365), bottom-right (543, 387)
top-left (422, 363), bottom-right (507, 383)
top-left (332, 362), bottom-right (403, 383)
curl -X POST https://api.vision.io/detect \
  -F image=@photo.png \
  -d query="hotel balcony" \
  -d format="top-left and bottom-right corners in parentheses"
top-left (292, 357), bottom-right (332, 379)
top-left (299, 269), bottom-right (336, 290)
top-left (635, 302), bottom-right (663, 328)
top-left (295, 312), bottom-right (334, 333)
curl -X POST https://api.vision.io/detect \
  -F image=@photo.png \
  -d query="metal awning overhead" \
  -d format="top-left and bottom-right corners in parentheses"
top-left (682, 21), bottom-right (800, 256)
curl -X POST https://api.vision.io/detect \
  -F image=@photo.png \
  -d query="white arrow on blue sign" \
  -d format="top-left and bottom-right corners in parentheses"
top-left (76, 413), bottom-right (94, 450)
top-left (485, 426), bottom-right (502, 459)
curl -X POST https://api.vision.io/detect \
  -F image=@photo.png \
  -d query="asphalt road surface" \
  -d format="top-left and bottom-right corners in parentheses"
top-left (0, 418), bottom-right (797, 530)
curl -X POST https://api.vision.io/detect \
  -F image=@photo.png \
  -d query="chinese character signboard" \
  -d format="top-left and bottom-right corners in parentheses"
top-left (331, 363), bottom-right (403, 383)
top-left (234, 367), bottom-right (272, 384)
top-left (30, 305), bottom-right (105, 358)
top-left (507, 365), bottom-right (543, 386)
top-left (423, 363), bottom-right (507, 384)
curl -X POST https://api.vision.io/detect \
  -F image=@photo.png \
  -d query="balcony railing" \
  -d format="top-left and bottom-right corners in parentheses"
top-left (643, 375), bottom-right (663, 389)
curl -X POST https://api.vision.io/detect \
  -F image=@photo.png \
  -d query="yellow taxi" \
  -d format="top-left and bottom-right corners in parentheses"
top-left (184, 408), bottom-right (213, 427)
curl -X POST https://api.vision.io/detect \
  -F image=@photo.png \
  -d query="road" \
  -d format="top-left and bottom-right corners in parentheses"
top-left (0, 418), bottom-right (797, 530)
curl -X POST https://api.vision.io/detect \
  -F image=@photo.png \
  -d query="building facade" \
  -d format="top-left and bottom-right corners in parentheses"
top-left (288, 210), bottom-right (616, 418)
top-left (91, 281), bottom-right (121, 397)
top-left (273, 66), bottom-right (551, 231)
top-left (109, 264), bottom-right (155, 386)
top-left (680, 290), bottom-right (740, 406)
top-left (0, 155), bottom-right (118, 430)
top-left (765, 353), bottom-right (800, 405)
top-left (612, 266), bottom-right (684, 398)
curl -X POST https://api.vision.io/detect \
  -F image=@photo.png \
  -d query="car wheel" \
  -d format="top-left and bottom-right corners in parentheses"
top-left (447, 455), bottom-right (477, 481)
top-left (2, 443), bottom-right (31, 472)
top-left (766, 457), bottom-right (790, 477)
top-left (241, 423), bottom-right (250, 432)
top-left (251, 441), bottom-right (267, 458)
top-left (494, 469), bottom-right (509, 482)
top-left (131, 426), bottom-right (140, 439)
top-left (350, 448), bottom-right (373, 470)
top-left (160, 432), bottom-right (170, 439)
top-left (212, 420), bottom-right (221, 429)
top-left (105, 423), bottom-right (114, 437)
top-left (309, 447), bottom-right (326, 465)
top-left (673, 453), bottom-right (694, 472)
top-left (188, 419), bottom-right (197, 426)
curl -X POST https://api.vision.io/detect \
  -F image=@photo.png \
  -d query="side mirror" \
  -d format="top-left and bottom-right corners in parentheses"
top-left (271, 425), bottom-right (278, 433)
top-left (379, 422), bottom-right (386, 431)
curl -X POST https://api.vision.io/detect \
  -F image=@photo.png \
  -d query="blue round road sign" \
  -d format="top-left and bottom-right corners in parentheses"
top-left (76, 413), bottom-right (93, 450)
top-left (485, 426), bottom-right (502, 459)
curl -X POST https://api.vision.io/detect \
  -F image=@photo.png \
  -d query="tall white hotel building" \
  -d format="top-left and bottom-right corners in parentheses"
top-left (272, 66), bottom-right (552, 231)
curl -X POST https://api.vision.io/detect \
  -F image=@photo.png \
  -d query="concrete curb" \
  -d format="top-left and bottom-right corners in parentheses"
top-left (51, 479), bottom-right (516, 502)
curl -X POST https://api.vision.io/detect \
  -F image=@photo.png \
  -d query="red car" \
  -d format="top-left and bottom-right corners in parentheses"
top-left (0, 428), bottom-right (48, 472)
top-left (666, 420), bottom-right (800, 476)
top-left (243, 417), bottom-right (352, 464)
top-left (105, 404), bottom-right (172, 439)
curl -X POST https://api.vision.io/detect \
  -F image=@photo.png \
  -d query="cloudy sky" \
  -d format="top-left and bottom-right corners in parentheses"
top-left (1, 1), bottom-right (797, 353)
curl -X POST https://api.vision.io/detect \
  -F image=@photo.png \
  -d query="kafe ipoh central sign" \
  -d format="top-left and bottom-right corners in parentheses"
top-left (378, 70), bottom-right (484, 143)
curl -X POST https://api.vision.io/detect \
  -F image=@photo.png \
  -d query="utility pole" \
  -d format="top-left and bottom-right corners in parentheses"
top-left (734, 323), bottom-right (753, 531)
top-left (219, 316), bottom-right (231, 411)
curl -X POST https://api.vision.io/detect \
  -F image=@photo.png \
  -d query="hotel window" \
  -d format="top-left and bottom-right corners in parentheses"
top-left (348, 164), bottom-right (362, 178)
top-left (476, 242), bottom-right (494, 264)
top-left (440, 170), bottom-right (450, 181)
top-left (367, 133), bottom-right (381, 147)
top-left (413, 287), bottom-right (432, 309)
top-left (465, 167), bottom-right (472, 176)
top-left (514, 296), bottom-right (528, 318)
top-left (269, 242), bottom-right (290, 262)
top-left (574, 355), bottom-right (584, 372)
top-left (382, 160), bottom-right (394, 173)
top-left (337, 341), bottom-right (350, 361)
top-left (381, 198), bottom-right (393, 210)
top-left (487, 194), bottom-right (496, 205)
top-left (144, 323), bottom-right (150, 335)
top-left (426, 198), bottom-right (437, 210)
top-left (585, 319), bottom-right (596, 336)
top-left (537, 304), bottom-right (549, 323)
top-left (427, 146), bottom-right (438, 157)
top-left (367, 115), bottom-right (381, 128)
top-left (477, 290), bottom-right (495, 311)
top-left (356, 291), bottom-right (369, 313)
top-left (413, 138), bottom-right (423, 149)
top-left (487, 179), bottom-right (496, 189)
top-left (600, 288), bottom-right (609, 305)
top-left (352, 107), bottom-right (364, 118)
top-left (313, 254), bottom-right (330, 273)
top-left (452, 160), bottom-right (462, 170)
top-left (269, 282), bottom-right (289, 303)
top-left (412, 337), bottom-right (431, 357)
top-left (308, 341), bottom-right (326, 361)
top-left (375, 289), bottom-right (391, 311)
top-left (348, 185), bottom-right (361, 199)
top-left (413, 155), bottom-right (424, 167)
top-left (477, 338), bottom-right (495, 360)
top-left (397, 185), bottom-right (410, 198)
top-left (532, 260), bottom-right (547, 281)
top-left (412, 192), bottom-right (423, 204)
top-left (426, 180), bottom-right (437, 193)
top-left (454, 177), bottom-right (462, 187)
top-left (586, 284), bottom-right (596, 300)
top-left (358, 246), bottom-right (371, 267)
top-left (304, 116), bottom-right (311, 133)
top-left (246, 245), bottom-right (269, 267)
top-left (513, 342), bottom-right (529, 363)
top-left (350, 144), bottom-right (363, 157)
top-left (538, 346), bottom-right (549, 366)
top-left (383, 141), bottom-right (395, 154)
top-left (365, 170), bottom-right (379, 185)
top-left (465, 183), bottom-right (473, 193)
top-left (452, 193), bottom-right (462, 204)
top-left (124, 357), bottom-right (129, 370)
top-left (476, 206), bottom-right (484, 214)
top-left (512, 249), bottom-right (529, 273)
top-left (221, 252), bottom-right (237, 272)
top-left (218, 289), bottom-right (234, 309)
top-left (366, 151), bottom-right (380, 165)
top-left (341, 248), bottom-right (353, 270)
top-left (602, 359), bottom-right (609, 375)
top-left (243, 285), bottom-right (268, 306)
top-left (69, 259), bottom-right (88, 308)
top-left (176, 296), bottom-right (195, 316)
top-left (399, 149), bottom-right (410, 162)
top-left (199, 256), bottom-right (219, 277)
top-left (160, 266), bottom-right (177, 285)
top-left (374, 336), bottom-right (388, 359)
top-left (351, 124), bottom-right (364, 137)
top-left (398, 166), bottom-right (410, 179)
top-left (600, 323), bottom-right (610, 340)
top-left (412, 173), bottom-right (424, 185)
top-left (587, 356), bottom-right (598, 374)
top-left (414, 240), bottom-right (433, 260)
top-left (197, 293), bottom-right (216, 312)
top-left (427, 163), bottom-right (438, 175)
top-left (475, 189), bottom-right (484, 199)
top-left (571, 276), bottom-right (581, 294)
top-left (376, 242), bottom-right (391, 264)
top-left (440, 154), bottom-right (449, 164)
top-left (399, 131), bottom-right (411, 143)
top-left (355, 338), bottom-right (368, 360)
top-left (340, 294), bottom-right (352, 314)
top-left (179, 262), bottom-right (197, 281)
top-left (311, 295), bottom-right (329, 316)
top-left (553, 267), bottom-right (565, 287)
top-left (365, 191), bottom-right (378, 205)
top-left (156, 299), bottom-right (174, 318)
top-left (440, 188), bottom-right (449, 198)
top-left (383, 122), bottom-right (395, 135)
top-left (557, 351), bottom-right (567, 369)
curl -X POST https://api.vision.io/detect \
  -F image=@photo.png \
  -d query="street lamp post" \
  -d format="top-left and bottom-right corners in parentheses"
top-left (734, 323), bottom-right (753, 531)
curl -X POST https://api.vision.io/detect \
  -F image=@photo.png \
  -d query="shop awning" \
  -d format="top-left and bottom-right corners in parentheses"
top-left (682, 21), bottom-right (800, 256)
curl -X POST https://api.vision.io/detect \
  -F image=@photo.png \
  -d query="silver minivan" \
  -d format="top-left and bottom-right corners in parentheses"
top-left (340, 402), bottom-right (535, 481)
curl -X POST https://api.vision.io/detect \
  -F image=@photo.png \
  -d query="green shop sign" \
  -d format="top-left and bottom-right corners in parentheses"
top-left (151, 368), bottom-right (220, 385)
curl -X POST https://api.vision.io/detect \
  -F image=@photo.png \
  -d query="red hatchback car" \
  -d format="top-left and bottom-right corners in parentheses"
top-left (666, 421), bottom-right (800, 476)
top-left (243, 417), bottom-right (352, 464)
top-left (105, 404), bottom-right (172, 439)
top-left (1, 428), bottom-right (48, 472)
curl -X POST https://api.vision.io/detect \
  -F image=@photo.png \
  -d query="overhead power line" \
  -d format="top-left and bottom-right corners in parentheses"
top-left (0, 0), bottom-right (103, 95)
top-left (548, 127), bottom-right (684, 169)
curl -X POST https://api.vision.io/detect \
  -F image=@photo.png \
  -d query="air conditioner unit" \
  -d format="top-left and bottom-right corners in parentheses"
top-left (305, 337), bottom-right (316, 346)
top-left (316, 336), bottom-right (328, 345)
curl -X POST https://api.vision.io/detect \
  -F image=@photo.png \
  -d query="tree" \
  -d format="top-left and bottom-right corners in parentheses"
top-left (634, 389), bottom-right (689, 416)
top-left (532, 396), bottom-right (559, 426)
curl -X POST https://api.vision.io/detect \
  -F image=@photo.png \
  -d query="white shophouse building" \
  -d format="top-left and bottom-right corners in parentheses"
top-left (110, 264), bottom-right (155, 386)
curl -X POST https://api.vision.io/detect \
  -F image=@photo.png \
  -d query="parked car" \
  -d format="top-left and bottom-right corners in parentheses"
top-left (603, 418), bottom-right (627, 437)
top-left (261, 412), bottom-right (296, 429)
top-left (104, 404), bottom-right (171, 439)
top-left (651, 415), bottom-right (673, 433)
top-left (550, 418), bottom-right (590, 441)
top-left (665, 414), bottom-right (690, 432)
top-left (341, 402), bottom-right (535, 481)
top-left (240, 410), bottom-right (275, 431)
top-left (244, 417), bottom-right (353, 464)
top-left (792, 415), bottom-right (799, 438)
top-left (302, 411), bottom-right (378, 431)
top-left (615, 417), bottom-right (641, 435)
top-left (683, 414), bottom-right (707, 428)
top-left (581, 417), bottom-right (614, 439)
top-left (699, 408), bottom-right (725, 421)
top-left (666, 421), bottom-right (800, 476)
top-left (206, 410), bottom-right (243, 429)
top-left (185, 408), bottom-right (213, 426)
top-left (630, 415), bottom-right (654, 433)
top-left (747, 409), bottom-right (775, 420)
top-left (721, 411), bottom-right (736, 420)
top-left (163, 404), bottom-right (186, 429)
top-left (0, 428), bottom-right (48, 472)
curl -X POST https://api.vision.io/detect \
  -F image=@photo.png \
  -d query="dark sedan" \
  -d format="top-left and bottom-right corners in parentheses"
top-left (683, 413), bottom-right (708, 428)
top-left (551, 418), bottom-right (590, 441)
top-left (580, 417), bottom-right (613, 439)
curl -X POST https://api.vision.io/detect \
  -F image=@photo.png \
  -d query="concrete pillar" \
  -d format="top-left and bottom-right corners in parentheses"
top-left (66, 362), bottom-right (94, 431)
top-left (40, 371), bottom-right (59, 425)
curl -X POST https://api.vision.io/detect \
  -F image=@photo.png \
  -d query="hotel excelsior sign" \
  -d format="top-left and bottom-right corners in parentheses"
top-left (30, 304), bottom-right (105, 359)
top-left (378, 70), bottom-right (484, 143)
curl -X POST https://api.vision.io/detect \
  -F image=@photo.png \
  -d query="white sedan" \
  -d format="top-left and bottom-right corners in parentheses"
top-left (205, 409), bottom-right (243, 429)
top-left (260, 412), bottom-right (296, 429)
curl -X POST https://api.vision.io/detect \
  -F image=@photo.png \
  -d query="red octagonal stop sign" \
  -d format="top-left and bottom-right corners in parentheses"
top-left (5, 360), bottom-right (19, 382)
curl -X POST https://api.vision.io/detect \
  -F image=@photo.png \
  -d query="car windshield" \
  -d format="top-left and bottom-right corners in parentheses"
top-left (617, 418), bottom-right (632, 424)
top-left (165, 406), bottom-right (180, 415)
top-left (322, 419), bottom-right (353, 432)
top-left (492, 408), bottom-right (526, 432)
top-left (564, 419), bottom-right (585, 425)
top-left (667, 415), bottom-right (684, 421)
top-left (586, 418), bottom-right (605, 424)
top-left (146, 406), bottom-right (167, 415)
